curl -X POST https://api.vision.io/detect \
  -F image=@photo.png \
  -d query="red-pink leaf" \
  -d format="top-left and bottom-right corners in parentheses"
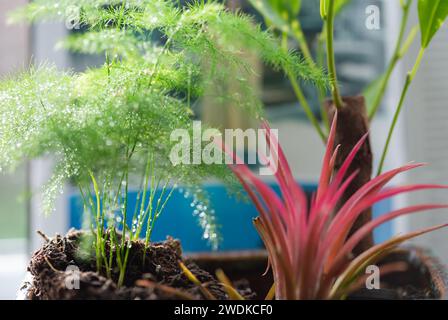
top-left (330, 223), bottom-right (448, 298)
top-left (330, 204), bottom-right (448, 275)
top-left (316, 113), bottom-right (338, 203)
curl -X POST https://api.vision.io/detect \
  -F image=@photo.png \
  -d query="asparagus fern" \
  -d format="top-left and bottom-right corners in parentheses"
top-left (1, 0), bottom-right (326, 286)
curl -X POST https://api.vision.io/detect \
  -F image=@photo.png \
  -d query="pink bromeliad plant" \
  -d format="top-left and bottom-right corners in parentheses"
top-left (222, 114), bottom-right (448, 300)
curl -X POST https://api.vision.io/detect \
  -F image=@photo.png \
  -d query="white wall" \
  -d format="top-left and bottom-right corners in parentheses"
top-left (398, 7), bottom-right (448, 263)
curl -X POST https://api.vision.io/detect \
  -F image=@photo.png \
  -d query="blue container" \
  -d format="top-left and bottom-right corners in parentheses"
top-left (69, 182), bottom-right (392, 253)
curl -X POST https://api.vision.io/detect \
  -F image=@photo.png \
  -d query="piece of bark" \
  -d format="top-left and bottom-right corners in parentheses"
top-left (325, 96), bottom-right (374, 255)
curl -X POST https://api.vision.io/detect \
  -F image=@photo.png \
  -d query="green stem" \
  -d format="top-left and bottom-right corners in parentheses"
top-left (89, 170), bottom-right (102, 273)
top-left (146, 181), bottom-right (175, 244)
top-left (105, 52), bottom-right (111, 79)
top-left (317, 28), bottom-right (329, 132)
top-left (107, 232), bottom-right (114, 279)
top-left (376, 76), bottom-right (410, 176)
top-left (121, 169), bottom-right (129, 248)
top-left (369, 55), bottom-right (399, 120)
top-left (291, 20), bottom-right (314, 66)
top-left (292, 19), bottom-right (330, 134)
top-left (281, 32), bottom-right (326, 142)
top-left (133, 153), bottom-right (152, 240)
top-left (118, 242), bottom-right (131, 287)
top-left (325, 0), bottom-right (344, 109)
top-left (117, 168), bottom-right (129, 286)
top-left (78, 184), bottom-right (95, 235)
top-left (289, 73), bottom-right (326, 142)
top-left (143, 177), bottom-right (160, 242)
top-left (100, 179), bottom-right (111, 278)
top-left (281, 32), bottom-right (288, 51)
top-left (144, 180), bottom-right (168, 248)
top-left (141, 173), bottom-right (160, 265)
top-left (369, 0), bottom-right (413, 120)
top-left (111, 228), bottom-right (122, 269)
top-left (376, 47), bottom-right (425, 175)
top-left (136, 156), bottom-right (156, 240)
top-left (410, 47), bottom-right (425, 81)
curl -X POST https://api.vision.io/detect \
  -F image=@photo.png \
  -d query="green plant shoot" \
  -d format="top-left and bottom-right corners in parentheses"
top-left (1, 0), bottom-right (325, 287)
top-left (377, 0), bottom-right (448, 175)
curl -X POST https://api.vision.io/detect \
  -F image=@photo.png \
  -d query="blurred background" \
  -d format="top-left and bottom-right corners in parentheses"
top-left (1, 0), bottom-right (448, 299)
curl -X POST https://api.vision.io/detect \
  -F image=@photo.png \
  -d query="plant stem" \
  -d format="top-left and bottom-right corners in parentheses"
top-left (325, 0), bottom-right (344, 109)
top-left (100, 180), bottom-right (111, 278)
top-left (291, 20), bottom-right (314, 66)
top-left (141, 172), bottom-right (160, 265)
top-left (105, 232), bottom-right (113, 279)
top-left (145, 180), bottom-right (169, 247)
top-left (121, 169), bottom-right (129, 247)
top-left (78, 184), bottom-right (95, 235)
top-left (376, 47), bottom-right (425, 175)
top-left (147, 181), bottom-right (176, 243)
top-left (369, 56), bottom-right (399, 119)
top-left (118, 243), bottom-right (131, 287)
top-left (409, 47), bottom-right (425, 81)
top-left (292, 19), bottom-right (331, 135)
top-left (317, 28), bottom-right (329, 132)
top-left (289, 74), bottom-right (326, 142)
top-left (376, 80), bottom-right (408, 176)
top-left (369, 0), bottom-right (413, 120)
top-left (281, 32), bottom-right (326, 142)
top-left (117, 168), bottom-right (129, 286)
top-left (89, 170), bottom-right (102, 273)
top-left (133, 153), bottom-right (152, 240)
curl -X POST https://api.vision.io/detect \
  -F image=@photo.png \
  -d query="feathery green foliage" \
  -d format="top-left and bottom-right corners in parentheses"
top-left (2, 0), bottom-right (326, 286)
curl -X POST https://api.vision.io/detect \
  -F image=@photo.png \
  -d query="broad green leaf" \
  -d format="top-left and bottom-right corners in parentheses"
top-left (418, 0), bottom-right (448, 48)
top-left (290, 0), bottom-right (302, 15)
top-left (334, 0), bottom-right (352, 16)
top-left (249, 0), bottom-right (290, 31)
top-left (268, 0), bottom-right (302, 16)
top-left (321, 0), bottom-right (352, 19)
top-left (364, 73), bottom-right (385, 115)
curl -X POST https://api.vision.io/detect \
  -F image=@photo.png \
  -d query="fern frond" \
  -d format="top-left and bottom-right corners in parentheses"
top-left (3, 0), bottom-right (328, 250)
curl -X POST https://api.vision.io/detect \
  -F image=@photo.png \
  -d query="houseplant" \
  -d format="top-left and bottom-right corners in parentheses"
top-left (197, 0), bottom-right (448, 300)
top-left (189, 0), bottom-right (448, 299)
top-left (1, 0), bottom-right (325, 299)
top-left (249, 0), bottom-right (448, 254)
top-left (187, 0), bottom-right (448, 300)
top-left (222, 114), bottom-right (448, 299)
top-left (2, 0), bottom-right (447, 300)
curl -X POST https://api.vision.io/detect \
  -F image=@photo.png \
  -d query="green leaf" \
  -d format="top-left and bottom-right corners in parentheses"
top-left (334, 0), bottom-right (352, 15)
top-left (320, 0), bottom-right (326, 19)
top-left (290, 0), bottom-right (302, 15)
top-left (330, 223), bottom-right (448, 299)
top-left (249, 0), bottom-right (291, 31)
top-left (321, 0), bottom-right (352, 19)
top-left (364, 73), bottom-right (385, 115)
top-left (268, 0), bottom-right (302, 16)
top-left (418, 0), bottom-right (448, 48)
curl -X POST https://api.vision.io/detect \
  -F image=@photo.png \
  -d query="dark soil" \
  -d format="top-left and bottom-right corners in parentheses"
top-left (24, 231), bottom-right (447, 300)
top-left (348, 248), bottom-right (448, 300)
top-left (25, 230), bottom-right (253, 300)
top-left (192, 247), bottom-right (448, 300)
